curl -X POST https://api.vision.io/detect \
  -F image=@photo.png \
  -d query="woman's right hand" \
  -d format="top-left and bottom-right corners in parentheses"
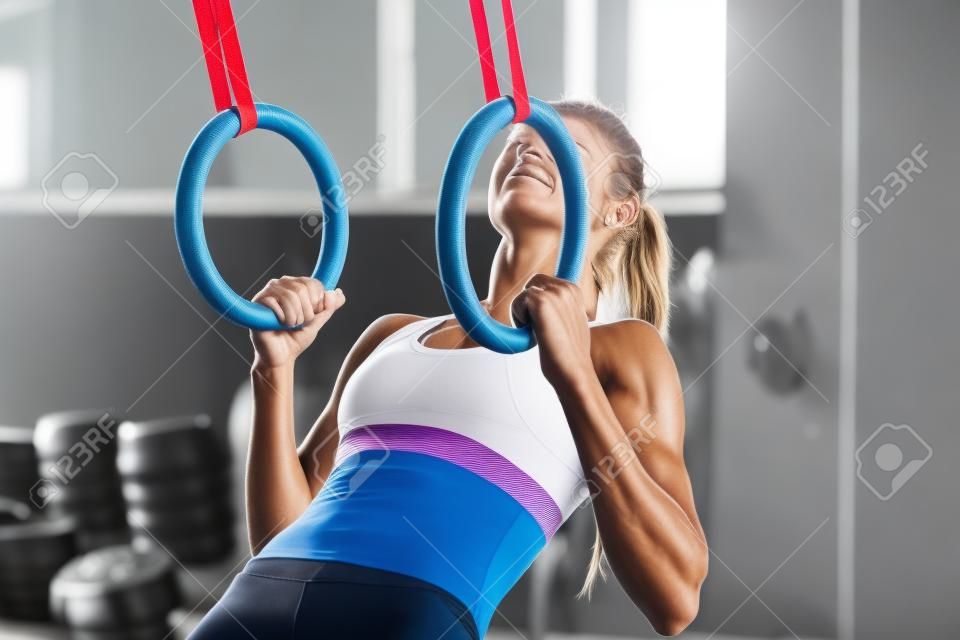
top-left (249, 276), bottom-right (346, 369)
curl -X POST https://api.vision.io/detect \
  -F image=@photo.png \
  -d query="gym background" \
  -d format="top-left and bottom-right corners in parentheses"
top-left (0, 1), bottom-right (956, 639)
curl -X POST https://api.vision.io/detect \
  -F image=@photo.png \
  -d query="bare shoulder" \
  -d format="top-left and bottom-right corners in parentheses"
top-left (364, 313), bottom-right (425, 342)
top-left (348, 313), bottom-right (424, 357)
top-left (590, 319), bottom-right (685, 452)
top-left (590, 318), bottom-right (681, 393)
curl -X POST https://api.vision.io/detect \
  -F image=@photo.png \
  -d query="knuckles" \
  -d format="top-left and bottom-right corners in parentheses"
top-left (518, 276), bottom-right (584, 321)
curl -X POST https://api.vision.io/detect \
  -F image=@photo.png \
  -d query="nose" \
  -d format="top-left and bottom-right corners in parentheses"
top-left (516, 142), bottom-right (544, 162)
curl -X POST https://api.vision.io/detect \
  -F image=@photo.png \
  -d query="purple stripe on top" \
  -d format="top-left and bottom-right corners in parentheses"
top-left (336, 424), bottom-right (563, 539)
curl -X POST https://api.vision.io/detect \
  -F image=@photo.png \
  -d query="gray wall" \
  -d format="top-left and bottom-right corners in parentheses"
top-left (7, 0), bottom-right (565, 195)
top-left (697, 2), bottom-right (960, 638)
top-left (855, 1), bottom-right (960, 638)
top-left (0, 212), bottom-right (506, 428)
top-left (703, 1), bottom-right (842, 637)
top-left (43, 0), bottom-right (377, 191)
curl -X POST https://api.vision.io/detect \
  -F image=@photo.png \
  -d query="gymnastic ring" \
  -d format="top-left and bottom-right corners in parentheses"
top-left (436, 96), bottom-right (588, 354)
top-left (175, 102), bottom-right (348, 331)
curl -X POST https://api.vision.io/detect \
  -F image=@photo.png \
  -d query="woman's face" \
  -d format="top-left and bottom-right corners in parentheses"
top-left (487, 115), bottom-right (616, 239)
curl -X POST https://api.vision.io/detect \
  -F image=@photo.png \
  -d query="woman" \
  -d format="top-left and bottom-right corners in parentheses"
top-left (189, 100), bottom-right (708, 639)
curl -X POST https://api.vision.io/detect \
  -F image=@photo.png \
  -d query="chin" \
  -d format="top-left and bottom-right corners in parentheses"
top-left (491, 178), bottom-right (563, 228)
top-left (493, 178), bottom-right (561, 231)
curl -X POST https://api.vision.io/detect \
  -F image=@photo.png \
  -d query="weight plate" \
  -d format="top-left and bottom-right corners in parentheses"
top-left (51, 545), bottom-right (179, 630)
top-left (132, 526), bottom-right (234, 565)
top-left (50, 502), bottom-right (127, 531)
top-left (117, 416), bottom-right (227, 480)
top-left (0, 517), bottom-right (77, 564)
top-left (0, 592), bottom-right (52, 622)
top-left (37, 450), bottom-right (122, 485)
top-left (126, 502), bottom-right (232, 533)
top-left (34, 411), bottom-right (121, 460)
top-left (69, 621), bottom-right (172, 640)
top-left (121, 470), bottom-right (229, 509)
top-left (0, 426), bottom-right (38, 465)
top-left (44, 479), bottom-right (125, 508)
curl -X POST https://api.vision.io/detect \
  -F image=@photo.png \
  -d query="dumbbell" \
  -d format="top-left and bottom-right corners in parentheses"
top-left (51, 544), bottom-right (180, 639)
top-left (0, 516), bottom-right (77, 621)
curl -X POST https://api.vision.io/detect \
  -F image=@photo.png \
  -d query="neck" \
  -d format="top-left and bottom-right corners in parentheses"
top-left (483, 231), bottom-right (600, 325)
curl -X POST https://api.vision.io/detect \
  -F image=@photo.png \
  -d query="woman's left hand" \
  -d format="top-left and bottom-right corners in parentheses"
top-left (511, 273), bottom-right (593, 388)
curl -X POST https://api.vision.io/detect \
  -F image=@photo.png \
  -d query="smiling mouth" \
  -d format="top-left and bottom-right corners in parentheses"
top-left (507, 162), bottom-right (554, 189)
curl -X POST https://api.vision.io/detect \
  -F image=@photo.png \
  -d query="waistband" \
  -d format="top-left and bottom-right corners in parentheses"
top-left (242, 557), bottom-right (480, 639)
top-left (244, 557), bottom-right (439, 586)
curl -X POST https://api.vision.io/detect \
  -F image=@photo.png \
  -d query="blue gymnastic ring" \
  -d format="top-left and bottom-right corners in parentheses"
top-left (174, 103), bottom-right (348, 331)
top-left (436, 97), bottom-right (589, 354)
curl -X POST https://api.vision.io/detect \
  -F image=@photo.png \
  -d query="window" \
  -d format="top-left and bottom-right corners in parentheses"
top-left (376, 0), bottom-right (416, 193)
top-left (0, 66), bottom-right (28, 189)
top-left (565, 0), bottom-right (727, 192)
top-left (628, 1), bottom-right (726, 191)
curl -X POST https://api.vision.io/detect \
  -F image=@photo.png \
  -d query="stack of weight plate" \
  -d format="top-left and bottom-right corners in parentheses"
top-left (118, 415), bottom-right (234, 565)
top-left (0, 516), bottom-right (77, 621)
top-left (0, 426), bottom-right (40, 510)
top-left (34, 411), bottom-right (128, 551)
top-left (51, 544), bottom-right (180, 640)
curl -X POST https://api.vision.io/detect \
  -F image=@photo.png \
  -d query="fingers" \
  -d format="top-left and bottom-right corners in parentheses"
top-left (511, 285), bottom-right (544, 326)
top-left (307, 288), bottom-right (346, 327)
top-left (513, 273), bottom-right (585, 326)
top-left (514, 274), bottom-right (561, 326)
top-left (251, 276), bottom-right (330, 327)
top-left (524, 273), bottom-right (561, 290)
top-left (259, 296), bottom-right (287, 324)
top-left (280, 276), bottom-right (315, 324)
top-left (524, 273), bottom-right (580, 297)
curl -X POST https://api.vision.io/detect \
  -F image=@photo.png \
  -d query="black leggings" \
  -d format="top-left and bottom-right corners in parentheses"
top-left (187, 558), bottom-right (479, 640)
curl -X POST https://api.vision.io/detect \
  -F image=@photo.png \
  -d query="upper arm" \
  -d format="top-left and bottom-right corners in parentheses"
top-left (297, 313), bottom-right (422, 495)
top-left (598, 320), bottom-right (705, 539)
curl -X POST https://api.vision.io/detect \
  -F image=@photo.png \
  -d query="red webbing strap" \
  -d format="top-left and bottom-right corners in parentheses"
top-left (500, 0), bottom-right (530, 122)
top-left (192, 0), bottom-right (257, 135)
top-left (468, 0), bottom-right (531, 123)
top-left (469, 0), bottom-right (501, 104)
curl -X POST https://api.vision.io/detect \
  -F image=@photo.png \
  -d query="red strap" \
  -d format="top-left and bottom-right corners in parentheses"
top-left (469, 0), bottom-right (501, 104)
top-left (192, 0), bottom-right (257, 135)
top-left (500, 0), bottom-right (530, 122)
top-left (468, 0), bottom-right (530, 123)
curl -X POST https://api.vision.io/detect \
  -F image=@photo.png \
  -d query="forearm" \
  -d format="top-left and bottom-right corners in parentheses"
top-left (246, 362), bottom-right (313, 554)
top-left (554, 371), bottom-right (706, 622)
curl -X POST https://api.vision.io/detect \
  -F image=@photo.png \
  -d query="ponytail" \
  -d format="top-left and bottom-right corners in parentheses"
top-left (621, 202), bottom-right (672, 335)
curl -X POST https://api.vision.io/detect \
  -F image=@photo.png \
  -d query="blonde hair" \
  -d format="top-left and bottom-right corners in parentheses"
top-left (550, 99), bottom-right (672, 597)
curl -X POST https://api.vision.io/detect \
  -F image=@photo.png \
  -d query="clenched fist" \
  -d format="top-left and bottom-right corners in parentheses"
top-left (249, 276), bottom-right (346, 369)
top-left (511, 273), bottom-right (593, 387)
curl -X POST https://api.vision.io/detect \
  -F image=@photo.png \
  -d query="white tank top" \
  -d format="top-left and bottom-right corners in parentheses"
top-left (260, 314), bottom-right (610, 635)
top-left (337, 314), bottom-right (593, 525)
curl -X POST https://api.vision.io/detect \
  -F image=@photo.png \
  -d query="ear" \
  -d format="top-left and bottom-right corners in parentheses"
top-left (613, 193), bottom-right (641, 228)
